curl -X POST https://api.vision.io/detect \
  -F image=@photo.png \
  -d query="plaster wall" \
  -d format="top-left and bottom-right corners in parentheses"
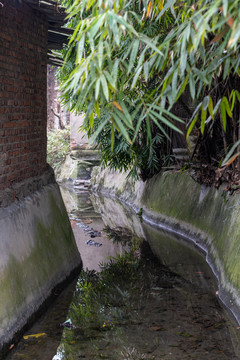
top-left (90, 167), bottom-right (240, 323)
top-left (0, 183), bottom-right (81, 350)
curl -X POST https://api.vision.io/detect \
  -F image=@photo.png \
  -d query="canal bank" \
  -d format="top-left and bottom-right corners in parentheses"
top-left (90, 167), bottom-right (240, 325)
top-left (0, 172), bottom-right (81, 355)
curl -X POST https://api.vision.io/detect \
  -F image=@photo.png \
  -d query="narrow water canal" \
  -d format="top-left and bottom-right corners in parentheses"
top-left (5, 187), bottom-right (240, 359)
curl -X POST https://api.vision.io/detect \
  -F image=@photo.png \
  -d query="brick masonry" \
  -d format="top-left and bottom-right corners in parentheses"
top-left (0, 0), bottom-right (48, 191)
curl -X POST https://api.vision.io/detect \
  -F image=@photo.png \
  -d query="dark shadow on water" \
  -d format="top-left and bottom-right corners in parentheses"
top-left (5, 280), bottom-right (77, 360)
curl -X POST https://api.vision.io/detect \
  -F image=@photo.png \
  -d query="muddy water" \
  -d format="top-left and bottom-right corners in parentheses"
top-left (5, 187), bottom-right (240, 359)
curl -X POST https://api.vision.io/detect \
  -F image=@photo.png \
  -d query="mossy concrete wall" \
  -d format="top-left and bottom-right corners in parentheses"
top-left (55, 150), bottom-right (100, 183)
top-left (0, 183), bottom-right (81, 349)
top-left (90, 167), bottom-right (240, 323)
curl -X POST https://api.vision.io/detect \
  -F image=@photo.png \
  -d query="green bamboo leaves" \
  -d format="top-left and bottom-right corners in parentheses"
top-left (59, 0), bottom-right (240, 163)
top-left (187, 93), bottom-right (237, 140)
top-left (60, 0), bottom-right (184, 146)
top-left (220, 96), bottom-right (232, 132)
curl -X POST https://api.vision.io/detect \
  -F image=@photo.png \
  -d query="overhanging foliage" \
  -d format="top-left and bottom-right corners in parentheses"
top-left (57, 0), bottom-right (240, 180)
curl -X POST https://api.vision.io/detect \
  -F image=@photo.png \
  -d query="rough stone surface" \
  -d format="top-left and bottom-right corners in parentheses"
top-left (0, 183), bottom-right (81, 349)
top-left (90, 167), bottom-right (240, 324)
top-left (70, 150), bottom-right (100, 160)
top-left (56, 151), bottom-right (100, 183)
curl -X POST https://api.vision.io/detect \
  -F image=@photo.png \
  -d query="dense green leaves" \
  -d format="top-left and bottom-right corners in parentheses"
top-left (57, 0), bottom-right (240, 178)
top-left (59, 0), bottom-right (179, 146)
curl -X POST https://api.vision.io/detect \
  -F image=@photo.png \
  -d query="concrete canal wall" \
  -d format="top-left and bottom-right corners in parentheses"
top-left (0, 173), bottom-right (81, 350)
top-left (91, 167), bottom-right (240, 323)
top-left (0, 0), bottom-right (81, 352)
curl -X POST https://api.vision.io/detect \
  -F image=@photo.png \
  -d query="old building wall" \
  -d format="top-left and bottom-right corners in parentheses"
top-left (0, 0), bottom-right (48, 191)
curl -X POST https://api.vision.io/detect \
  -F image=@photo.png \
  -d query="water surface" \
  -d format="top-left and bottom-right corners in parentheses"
top-left (6, 187), bottom-right (240, 359)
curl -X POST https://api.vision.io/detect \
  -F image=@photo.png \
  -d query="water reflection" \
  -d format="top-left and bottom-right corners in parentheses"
top-left (60, 187), bottom-right (129, 271)
top-left (91, 194), bottom-right (217, 289)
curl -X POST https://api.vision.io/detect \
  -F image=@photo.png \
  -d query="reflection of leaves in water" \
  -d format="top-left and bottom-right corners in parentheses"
top-left (120, 347), bottom-right (155, 359)
top-left (54, 238), bottom-right (235, 360)
top-left (104, 225), bottom-right (142, 248)
top-left (67, 243), bottom-right (170, 339)
top-left (65, 250), bottom-right (155, 343)
top-left (58, 251), bottom-right (152, 359)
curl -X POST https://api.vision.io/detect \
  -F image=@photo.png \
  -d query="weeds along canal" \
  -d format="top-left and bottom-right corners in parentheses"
top-left (5, 187), bottom-right (240, 360)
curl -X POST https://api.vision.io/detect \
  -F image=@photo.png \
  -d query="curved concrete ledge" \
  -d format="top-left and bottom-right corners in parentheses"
top-left (0, 182), bottom-right (81, 351)
top-left (90, 167), bottom-right (240, 324)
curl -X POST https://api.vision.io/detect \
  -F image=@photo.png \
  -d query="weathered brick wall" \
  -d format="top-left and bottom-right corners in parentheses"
top-left (0, 0), bottom-right (48, 191)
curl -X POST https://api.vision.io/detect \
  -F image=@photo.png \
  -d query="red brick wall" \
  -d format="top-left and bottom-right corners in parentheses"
top-left (0, 0), bottom-right (48, 190)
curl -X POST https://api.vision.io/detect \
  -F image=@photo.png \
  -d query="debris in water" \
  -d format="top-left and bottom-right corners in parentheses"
top-left (77, 223), bottom-right (89, 230)
top-left (82, 218), bottom-right (93, 224)
top-left (86, 239), bottom-right (102, 247)
top-left (60, 318), bottom-right (77, 329)
top-left (23, 333), bottom-right (46, 340)
top-left (52, 355), bottom-right (61, 360)
top-left (87, 229), bottom-right (101, 238)
top-left (149, 326), bottom-right (163, 331)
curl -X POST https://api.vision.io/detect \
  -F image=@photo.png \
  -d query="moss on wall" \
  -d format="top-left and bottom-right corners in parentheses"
top-left (55, 151), bottom-right (100, 183)
top-left (0, 184), bottom-right (81, 349)
top-left (90, 167), bottom-right (240, 322)
top-left (140, 171), bottom-right (240, 293)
